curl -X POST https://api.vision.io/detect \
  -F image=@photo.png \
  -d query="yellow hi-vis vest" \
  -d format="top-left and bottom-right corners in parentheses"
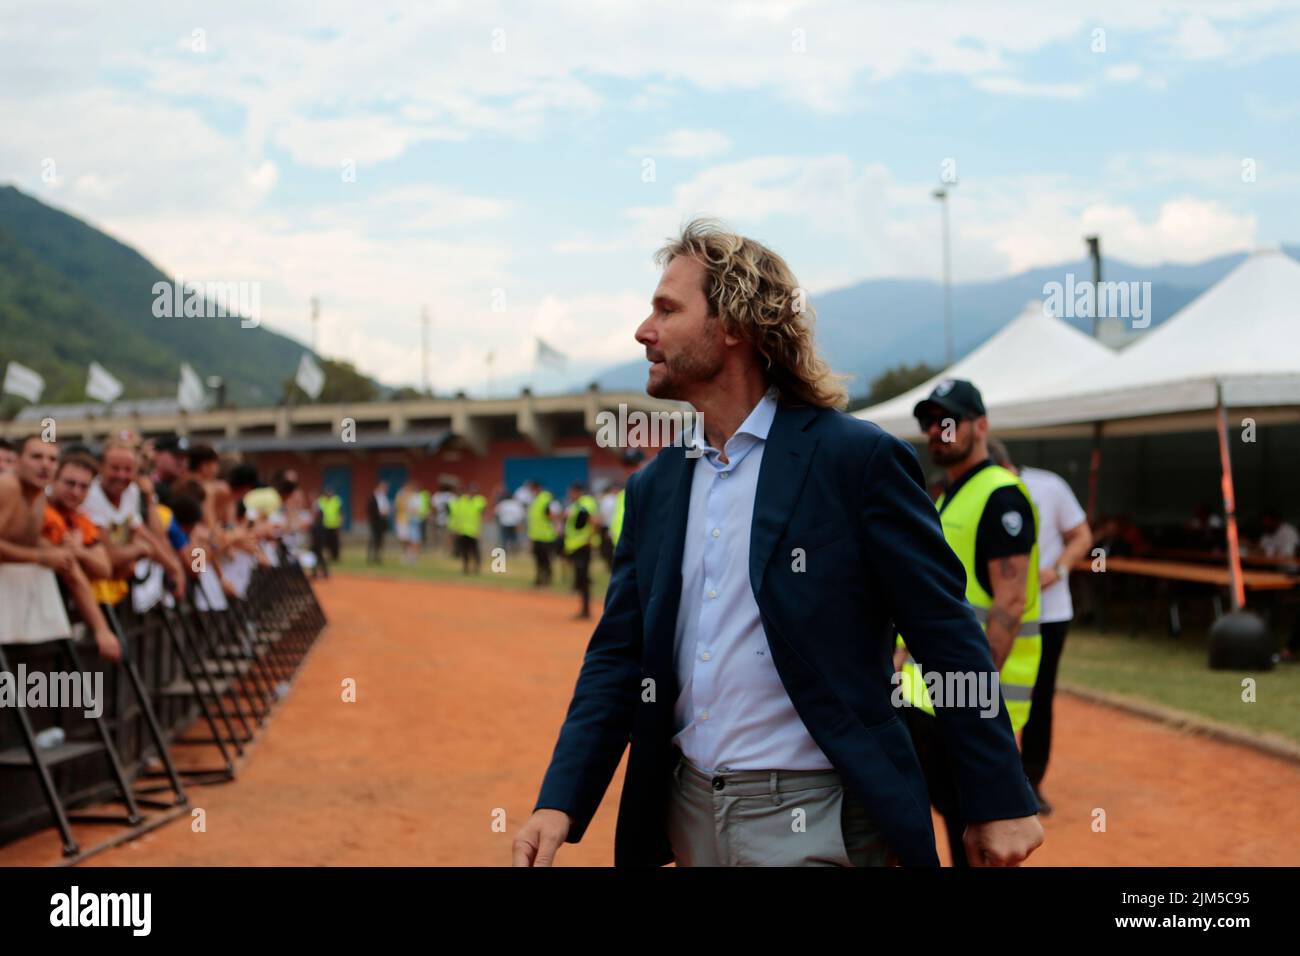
top-left (318, 494), bottom-right (343, 529)
top-left (564, 494), bottom-right (598, 554)
top-left (609, 489), bottom-right (626, 547)
top-left (458, 494), bottom-right (487, 539)
top-left (897, 464), bottom-right (1042, 733)
top-left (527, 491), bottom-right (557, 543)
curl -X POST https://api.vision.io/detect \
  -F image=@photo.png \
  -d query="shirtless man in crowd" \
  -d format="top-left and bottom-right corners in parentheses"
top-left (0, 436), bottom-right (121, 660)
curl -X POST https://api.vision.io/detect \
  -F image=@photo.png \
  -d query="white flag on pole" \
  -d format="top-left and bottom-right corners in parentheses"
top-left (295, 353), bottom-right (325, 400)
top-left (536, 338), bottom-right (568, 370)
top-left (177, 362), bottom-right (206, 411)
top-left (86, 361), bottom-right (124, 403)
top-left (2, 361), bottom-right (44, 403)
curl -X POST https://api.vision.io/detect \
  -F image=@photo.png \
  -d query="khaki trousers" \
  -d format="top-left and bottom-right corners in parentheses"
top-left (666, 752), bottom-right (891, 867)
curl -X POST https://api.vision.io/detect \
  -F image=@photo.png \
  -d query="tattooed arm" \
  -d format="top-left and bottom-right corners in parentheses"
top-left (985, 554), bottom-right (1028, 670)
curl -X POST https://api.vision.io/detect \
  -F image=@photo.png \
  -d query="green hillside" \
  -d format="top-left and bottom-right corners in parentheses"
top-left (0, 185), bottom-right (317, 409)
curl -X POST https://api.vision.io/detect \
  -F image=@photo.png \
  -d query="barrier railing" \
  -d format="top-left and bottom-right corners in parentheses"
top-left (0, 548), bottom-right (327, 858)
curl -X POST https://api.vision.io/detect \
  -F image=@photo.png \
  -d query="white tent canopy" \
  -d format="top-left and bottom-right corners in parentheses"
top-left (992, 247), bottom-right (1300, 431)
top-left (853, 302), bottom-right (1118, 437)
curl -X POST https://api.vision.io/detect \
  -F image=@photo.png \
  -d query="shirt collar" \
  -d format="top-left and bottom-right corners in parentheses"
top-left (688, 386), bottom-right (779, 457)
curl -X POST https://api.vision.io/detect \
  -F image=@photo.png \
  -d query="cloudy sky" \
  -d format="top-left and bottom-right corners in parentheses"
top-left (3, 1), bottom-right (1298, 394)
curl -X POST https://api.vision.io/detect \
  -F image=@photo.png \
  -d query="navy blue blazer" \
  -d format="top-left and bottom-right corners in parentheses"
top-left (535, 398), bottom-right (1038, 865)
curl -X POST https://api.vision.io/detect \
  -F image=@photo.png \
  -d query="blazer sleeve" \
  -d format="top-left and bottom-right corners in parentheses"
top-left (859, 434), bottom-right (1038, 823)
top-left (534, 470), bottom-right (645, 842)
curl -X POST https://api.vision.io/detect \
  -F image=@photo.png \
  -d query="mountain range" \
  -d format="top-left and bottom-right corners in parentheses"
top-left (2, 184), bottom-right (1294, 407)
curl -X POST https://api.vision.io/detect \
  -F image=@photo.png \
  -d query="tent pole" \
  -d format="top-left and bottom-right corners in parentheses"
top-left (1086, 421), bottom-right (1103, 525)
top-left (1214, 382), bottom-right (1246, 611)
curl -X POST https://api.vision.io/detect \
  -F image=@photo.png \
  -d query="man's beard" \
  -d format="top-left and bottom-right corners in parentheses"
top-left (646, 345), bottom-right (724, 400)
top-left (929, 431), bottom-right (974, 467)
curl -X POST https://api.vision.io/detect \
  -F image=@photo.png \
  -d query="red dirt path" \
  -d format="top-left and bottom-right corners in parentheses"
top-left (3, 575), bottom-right (1298, 866)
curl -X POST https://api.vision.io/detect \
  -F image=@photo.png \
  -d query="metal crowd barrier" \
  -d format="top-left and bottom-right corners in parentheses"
top-left (0, 548), bottom-right (327, 857)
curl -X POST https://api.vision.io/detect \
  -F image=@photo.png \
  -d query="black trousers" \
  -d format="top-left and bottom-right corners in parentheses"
top-left (324, 528), bottom-right (341, 563)
top-left (1020, 620), bottom-right (1069, 786)
top-left (532, 539), bottom-right (553, 586)
top-left (570, 544), bottom-right (591, 616)
top-left (902, 707), bottom-right (969, 867)
top-left (459, 534), bottom-right (481, 574)
top-left (310, 526), bottom-right (330, 578)
top-left (367, 523), bottom-right (385, 564)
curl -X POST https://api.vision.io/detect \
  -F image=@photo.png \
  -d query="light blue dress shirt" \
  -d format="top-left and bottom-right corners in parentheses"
top-left (671, 388), bottom-right (833, 772)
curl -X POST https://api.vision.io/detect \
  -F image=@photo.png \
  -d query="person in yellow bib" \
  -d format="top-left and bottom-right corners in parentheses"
top-left (563, 481), bottom-right (599, 619)
top-left (316, 490), bottom-right (343, 564)
top-left (524, 479), bottom-right (559, 587)
top-left (455, 483), bottom-right (487, 574)
top-left (897, 378), bottom-right (1041, 868)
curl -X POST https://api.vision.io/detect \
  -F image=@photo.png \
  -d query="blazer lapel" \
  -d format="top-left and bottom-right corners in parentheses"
top-left (750, 402), bottom-right (819, 595)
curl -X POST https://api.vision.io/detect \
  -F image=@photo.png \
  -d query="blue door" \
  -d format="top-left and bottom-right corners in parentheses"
top-left (503, 456), bottom-right (589, 498)
top-left (322, 465), bottom-right (353, 531)
top-left (377, 465), bottom-right (409, 514)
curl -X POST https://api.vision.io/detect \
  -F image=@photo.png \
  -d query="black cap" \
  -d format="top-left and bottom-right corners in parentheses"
top-left (154, 433), bottom-right (189, 454)
top-left (913, 378), bottom-right (987, 423)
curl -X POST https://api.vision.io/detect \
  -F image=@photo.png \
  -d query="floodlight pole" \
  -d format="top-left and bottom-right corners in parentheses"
top-left (1085, 236), bottom-right (1102, 338)
top-left (933, 188), bottom-right (953, 366)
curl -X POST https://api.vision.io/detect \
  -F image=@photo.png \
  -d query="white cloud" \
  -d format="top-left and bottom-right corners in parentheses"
top-left (973, 76), bottom-right (1088, 98)
top-left (1104, 63), bottom-right (1143, 82)
top-left (630, 129), bottom-right (732, 160)
top-left (272, 115), bottom-right (467, 167)
top-left (1169, 14), bottom-right (1234, 59)
top-left (1079, 198), bottom-right (1257, 265)
top-left (308, 184), bottom-right (512, 234)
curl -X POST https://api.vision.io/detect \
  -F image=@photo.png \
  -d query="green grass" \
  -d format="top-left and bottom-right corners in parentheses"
top-left (1060, 627), bottom-right (1300, 744)
top-left (324, 538), bottom-right (1298, 744)
top-left (327, 538), bottom-right (612, 595)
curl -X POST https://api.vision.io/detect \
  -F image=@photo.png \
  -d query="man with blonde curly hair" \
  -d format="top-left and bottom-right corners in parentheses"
top-left (515, 219), bottom-right (1043, 868)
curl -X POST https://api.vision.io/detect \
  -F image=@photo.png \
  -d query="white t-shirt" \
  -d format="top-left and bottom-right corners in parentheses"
top-left (432, 491), bottom-right (454, 527)
top-left (1261, 522), bottom-right (1299, 558)
top-left (82, 478), bottom-right (143, 545)
top-left (496, 498), bottom-right (525, 527)
top-left (1019, 467), bottom-right (1088, 624)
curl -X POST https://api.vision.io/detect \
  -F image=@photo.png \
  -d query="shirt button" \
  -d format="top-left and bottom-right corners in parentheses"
top-left (700, 651), bottom-right (711, 661)
top-left (708, 589), bottom-right (717, 599)
top-left (700, 710), bottom-right (709, 720)
top-left (711, 528), bottom-right (720, 538)
top-left (718, 471), bottom-right (729, 479)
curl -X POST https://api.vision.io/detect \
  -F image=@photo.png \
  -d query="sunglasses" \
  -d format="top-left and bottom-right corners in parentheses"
top-left (917, 412), bottom-right (965, 433)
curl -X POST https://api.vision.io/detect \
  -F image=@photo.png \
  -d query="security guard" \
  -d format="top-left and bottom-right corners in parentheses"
top-left (456, 483), bottom-right (487, 574)
top-left (316, 490), bottom-right (344, 563)
top-left (563, 481), bottom-right (599, 619)
top-left (525, 479), bottom-right (558, 587)
top-left (897, 378), bottom-right (1041, 867)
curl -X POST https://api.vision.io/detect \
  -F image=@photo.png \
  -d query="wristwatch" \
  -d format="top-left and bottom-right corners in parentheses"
top-left (1053, 562), bottom-right (1067, 581)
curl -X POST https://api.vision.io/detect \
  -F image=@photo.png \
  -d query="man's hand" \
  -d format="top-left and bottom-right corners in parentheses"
top-left (964, 815), bottom-right (1044, 867)
top-left (94, 628), bottom-right (123, 663)
top-left (1038, 565), bottom-right (1059, 589)
top-left (512, 809), bottom-right (572, 867)
top-left (39, 548), bottom-right (76, 575)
